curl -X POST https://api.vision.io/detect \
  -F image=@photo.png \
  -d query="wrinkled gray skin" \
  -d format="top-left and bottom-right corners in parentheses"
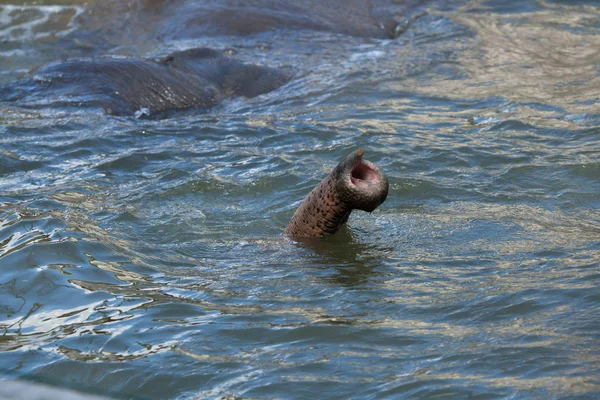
top-left (285, 149), bottom-right (389, 238)
top-left (0, 48), bottom-right (291, 116)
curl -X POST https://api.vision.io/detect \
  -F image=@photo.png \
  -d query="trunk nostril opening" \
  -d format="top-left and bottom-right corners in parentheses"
top-left (351, 161), bottom-right (379, 187)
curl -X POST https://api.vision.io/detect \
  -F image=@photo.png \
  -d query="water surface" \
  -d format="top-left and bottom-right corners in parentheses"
top-left (1, 0), bottom-right (599, 399)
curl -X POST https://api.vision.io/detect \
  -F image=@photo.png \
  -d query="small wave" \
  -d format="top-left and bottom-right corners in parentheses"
top-left (0, 4), bottom-right (84, 42)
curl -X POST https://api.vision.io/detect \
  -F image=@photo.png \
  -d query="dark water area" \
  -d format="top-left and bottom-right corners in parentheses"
top-left (1, 1), bottom-right (599, 399)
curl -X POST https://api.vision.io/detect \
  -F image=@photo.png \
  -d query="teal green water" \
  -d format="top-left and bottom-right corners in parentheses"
top-left (1, 1), bottom-right (599, 399)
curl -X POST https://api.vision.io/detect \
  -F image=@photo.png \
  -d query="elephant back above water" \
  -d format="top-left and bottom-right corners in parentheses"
top-left (76, 0), bottom-right (439, 43)
top-left (0, 48), bottom-right (291, 117)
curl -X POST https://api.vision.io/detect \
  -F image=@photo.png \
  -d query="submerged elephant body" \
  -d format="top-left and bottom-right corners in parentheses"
top-left (77, 0), bottom-right (443, 45)
top-left (0, 48), bottom-right (291, 116)
top-left (285, 150), bottom-right (389, 238)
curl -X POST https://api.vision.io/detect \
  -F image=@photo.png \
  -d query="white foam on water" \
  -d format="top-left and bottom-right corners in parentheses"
top-left (135, 107), bottom-right (152, 119)
top-left (349, 49), bottom-right (386, 63)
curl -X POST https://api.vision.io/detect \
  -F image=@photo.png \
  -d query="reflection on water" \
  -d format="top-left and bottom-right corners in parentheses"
top-left (0, 4), bottom-right (83, 41)
top-left (1, 0), bottom-right (599, 399)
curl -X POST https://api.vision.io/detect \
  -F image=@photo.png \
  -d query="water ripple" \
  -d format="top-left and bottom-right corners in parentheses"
top-left (1, 0), bottom-right (599, 398)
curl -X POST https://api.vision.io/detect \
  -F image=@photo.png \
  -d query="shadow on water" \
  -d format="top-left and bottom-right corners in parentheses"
top-left (291, 225), bottom-right (395, 287)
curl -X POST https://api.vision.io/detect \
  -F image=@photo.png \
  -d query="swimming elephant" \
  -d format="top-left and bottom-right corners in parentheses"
top-left (75, 0), bottom-right (444, 47)
top-left (0, 48), bottom-right (291, 117)
top-left (285, 149), bottom-right (389, 238)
